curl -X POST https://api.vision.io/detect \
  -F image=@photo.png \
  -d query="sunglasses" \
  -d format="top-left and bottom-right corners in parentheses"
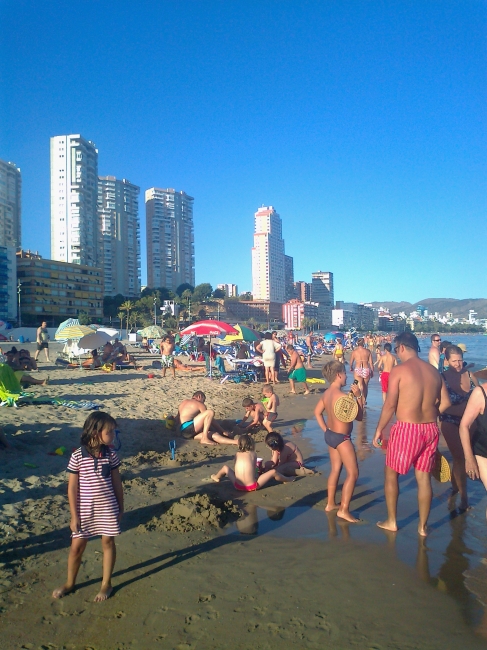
top-left (433, 339), bottom-right (441, 343)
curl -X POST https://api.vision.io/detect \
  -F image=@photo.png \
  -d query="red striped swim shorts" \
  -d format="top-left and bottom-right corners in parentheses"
top-left (386, 421), bottom-right (439, 474)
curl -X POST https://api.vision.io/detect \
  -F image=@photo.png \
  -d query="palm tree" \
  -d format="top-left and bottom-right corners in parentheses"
top-left (120, 300), bottom-right (134, 333)
top-left (130, 310), bottom-right (141, 330)
top-left (117, 311), bottom-right (125, 335)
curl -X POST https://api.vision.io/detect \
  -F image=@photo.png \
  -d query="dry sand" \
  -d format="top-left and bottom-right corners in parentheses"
top-left (0, 344), bottom-right (486, 648)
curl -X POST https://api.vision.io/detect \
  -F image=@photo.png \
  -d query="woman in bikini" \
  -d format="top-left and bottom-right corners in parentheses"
top-left (440, 345), bottom-right (479, 511)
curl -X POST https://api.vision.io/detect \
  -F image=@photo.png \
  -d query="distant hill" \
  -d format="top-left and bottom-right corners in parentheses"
top-left (369, 298), bottom-right (487, 319)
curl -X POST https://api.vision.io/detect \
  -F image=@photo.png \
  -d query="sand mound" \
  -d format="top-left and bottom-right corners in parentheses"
top-left (141, 494), bottom-right (240, 533)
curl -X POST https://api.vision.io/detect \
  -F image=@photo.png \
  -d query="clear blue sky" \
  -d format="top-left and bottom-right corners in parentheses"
top-left (1, 1), bottom-right (486, 303)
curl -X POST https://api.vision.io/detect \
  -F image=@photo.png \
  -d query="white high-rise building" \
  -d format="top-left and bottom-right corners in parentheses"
top-left (251, 205), bottom-right (285, 303)
top-left (98, 176), bottom-right (141, 297)
top-left (50, 135), bottom-right (99, 267)
top-left (0, 159), bottom-right (21, 248)
top-left (145, 188), bottom-right (195, 291)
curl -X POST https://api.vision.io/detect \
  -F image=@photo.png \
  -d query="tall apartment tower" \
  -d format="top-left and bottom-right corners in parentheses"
top-left (145, 188), bottom-right (195, 291)
top-left (311, 271), bottom-right (334, 328)
top-left (98, 176), bottom-right (141, 297)
top-left (50, 135), bottom-right (99, 266)
top-left (0, 159), bottom-right (21, 248)
top-left (251, 206), bottom-right (285, 303)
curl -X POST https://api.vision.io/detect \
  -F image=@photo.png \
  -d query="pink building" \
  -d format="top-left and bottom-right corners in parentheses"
top-left (282, 299), bottom-right (319, 330)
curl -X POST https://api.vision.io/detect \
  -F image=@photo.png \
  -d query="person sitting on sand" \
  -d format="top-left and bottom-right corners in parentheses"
top-left (81, 349), bottom-right (102, 370)
top-left (211, 433), bottom-right (295, 491)
top-left (177, 391), bottom-right (239, 445)
top-left (314, 360), bottom-right (364, 523)
top-left (286, 344), bottom-right (310, 395)
top-left (240, 397), bottom-right (266, 432)
top-left (17, 349), bottom-right (37, 371)
top-left (52, 412), bottom-right (123, 603)
top-left (102, 341), bottom-right (114, 363)
top-left (263, 431), bottom-right (315, 476)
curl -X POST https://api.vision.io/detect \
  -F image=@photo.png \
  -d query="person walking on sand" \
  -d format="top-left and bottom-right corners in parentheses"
top-left (34, 321), bottom-right (50, 363)
top-left (306, 332), bottom-right (314, 368)
top-left (314, 360), bottom-right (364, 522)
top-left (52, 412), bottom-right (123, 602)
top-left (428, 333), bottom-right (441, 369)
top-left (373, 332), bottom-right (451, 536)
top-left (286, 344), bottom-right (310, 395)
top-left (377, 343), bottom-right (397, 402)
top-left (177, 391), bottom-right (238, 446)
top-left (349, 338), bottom-right (374, 403)
top-left (256, 332), bottom-right (281, 384)
top-left (160, 335), bottom-right (176, 378)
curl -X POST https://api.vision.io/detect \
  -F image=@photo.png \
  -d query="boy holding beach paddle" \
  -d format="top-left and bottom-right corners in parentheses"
top-left (314, 360), bottom-right (364, 523)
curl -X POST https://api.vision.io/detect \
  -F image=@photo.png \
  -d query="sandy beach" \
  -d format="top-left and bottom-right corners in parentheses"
top-left (1, 342), bottom-right (487, 649)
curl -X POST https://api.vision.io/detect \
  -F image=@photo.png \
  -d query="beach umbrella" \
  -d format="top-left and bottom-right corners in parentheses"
top-left (54, 324), bottom-right (93, 342)
top-left (138, 325), bottom-right (166, 339)
top-left (223, 323), bottom-right (261, 343)
top-left (324, 332), bottom-right (343, 342)
top-left (180, 321), bottom-right (238, 378)
top-left (98, 327), bottom-right (119, 338)
top-left (78, 330), bottom-right (113, 351)
top-left (54, 318), bottom-right (80, 340)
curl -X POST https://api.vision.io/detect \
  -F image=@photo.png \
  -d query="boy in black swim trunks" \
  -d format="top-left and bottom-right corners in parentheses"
top-left (314, 360), bottom-right (364, 523)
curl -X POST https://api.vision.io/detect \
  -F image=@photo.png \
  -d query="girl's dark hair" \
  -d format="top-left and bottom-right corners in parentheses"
top-left (265, 431), bottom-right (284, 451)
top-left (264, 331), bottom-right (272, 340)
top-left (81, 411), bottom-right (116, 448)
top-left (238, 433), bottom-right (255, 452)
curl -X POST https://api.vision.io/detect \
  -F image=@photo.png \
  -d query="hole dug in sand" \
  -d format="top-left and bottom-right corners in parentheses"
top-left (139, 494), bottom-right (241, 533)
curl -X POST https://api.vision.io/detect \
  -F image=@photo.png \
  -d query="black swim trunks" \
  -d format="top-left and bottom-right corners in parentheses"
top-left (179, 421), bottom-right (196, 439)
top-left (37, 341), bottom-right (49, 350)
top-left (325, 429), bottom-right (351, 449)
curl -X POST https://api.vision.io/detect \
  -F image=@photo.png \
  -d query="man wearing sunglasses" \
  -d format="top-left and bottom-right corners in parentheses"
top-left (373, 332), bottom-right (450, 536)
top-left (428, 333), bottom-right (441, 369)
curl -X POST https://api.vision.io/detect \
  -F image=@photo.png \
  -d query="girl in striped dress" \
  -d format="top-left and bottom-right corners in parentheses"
top-left (52, 412), bottom-right (124, 602)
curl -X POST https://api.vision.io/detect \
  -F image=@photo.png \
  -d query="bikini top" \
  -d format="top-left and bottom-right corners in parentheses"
top-left (442, 371), bottom-right (475, 406)
top-left (475, 386), bottom-right (487, 437)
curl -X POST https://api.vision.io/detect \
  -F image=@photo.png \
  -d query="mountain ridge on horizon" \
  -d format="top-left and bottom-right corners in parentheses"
top-left (369, 298), bottom-right (487, 319)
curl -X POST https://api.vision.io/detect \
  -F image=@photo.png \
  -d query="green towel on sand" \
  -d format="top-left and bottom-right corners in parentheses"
top-left (0, 363), bottom-right (23, 405)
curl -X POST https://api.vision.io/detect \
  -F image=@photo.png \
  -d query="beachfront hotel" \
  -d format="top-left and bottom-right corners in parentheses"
top-left (251, 205), bottom-right (286, 303)
top-left (145, 188), bottom-right (195, 292)
top-left (311, 271), bottom-right (334, 328)
top-left (50, 135), bottom-right (99, 268)
top-left (98, 176), bottom-right (141, 297)
top-left (0, 158), bottom-right (22, 249)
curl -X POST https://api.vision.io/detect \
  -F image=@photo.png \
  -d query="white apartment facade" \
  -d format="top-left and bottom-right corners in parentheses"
top-left (217, 283), bottom-right (238, 297)
top-left (50, 135), bottom-right (99, 267)
top-left (251, 206), bottom-right (285, 303)
top-left (145, 188), bottom-right (195, 292)
top-left (0, 159), bottom-right (21, 249)
top-left (98, 176), bottom-right (141, 297)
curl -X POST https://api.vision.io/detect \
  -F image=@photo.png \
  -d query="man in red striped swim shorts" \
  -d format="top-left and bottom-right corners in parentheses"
top-left (373, 332), bottom-right (450, 537)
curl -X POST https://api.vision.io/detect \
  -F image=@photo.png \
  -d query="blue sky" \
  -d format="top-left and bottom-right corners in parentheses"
top-left (1, 1), bottom-right (486, 303)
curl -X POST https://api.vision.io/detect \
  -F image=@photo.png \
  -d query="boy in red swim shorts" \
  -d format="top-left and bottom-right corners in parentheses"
top-left (377, 343), bottom-right (397, 403)
top-left (373, 333), bottom-right (450, 536)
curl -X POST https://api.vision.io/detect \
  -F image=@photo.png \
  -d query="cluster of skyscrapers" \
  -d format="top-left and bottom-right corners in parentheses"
top-left (0, 134), bottom-right (195, 324)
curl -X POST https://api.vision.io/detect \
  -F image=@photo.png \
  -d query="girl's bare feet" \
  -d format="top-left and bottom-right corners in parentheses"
top-left (337, 509), bottom-right (360, 523)
top-left (52, 584), bottom-right (75, 599)
top-left (377, 520), bottom-right (398, 532)
top-left (418, 525), bottom-right (428, 537)
top-left (94, 584), bottom-right (113, 602)
top-left (210, 474), bottom-right (220, 482)
top-left (325, 503), bottom-right (339, 512)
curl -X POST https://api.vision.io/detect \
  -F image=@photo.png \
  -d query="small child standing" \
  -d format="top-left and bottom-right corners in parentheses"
top-left (264, 431), bottom-right (315, 475)
top-left (314, 361), bottom-right (363, 523)
top-left (240, 397), bottom-right (266, 431)
top-left (211, 434), bottom-right (294, 490)
top-left (52, 412), bottom-right (124, 602)
top-left (262, 384), bottom-right (279, 433)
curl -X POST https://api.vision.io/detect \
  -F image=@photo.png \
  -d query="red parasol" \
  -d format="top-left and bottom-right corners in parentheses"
top-left (179, 320), bottom-right (238, 378)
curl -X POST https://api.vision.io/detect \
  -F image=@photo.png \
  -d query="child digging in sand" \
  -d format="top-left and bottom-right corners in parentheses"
top-left (240, 397), bottom-right (266, 432)
top-left (53, 412), bottom-right (123, 602)
top-left (211, 433), bottom-right (295, 491)
top-left (263, 431), bottom-right (315, 476)
top-left (314, 360), bottom-right (364, 523)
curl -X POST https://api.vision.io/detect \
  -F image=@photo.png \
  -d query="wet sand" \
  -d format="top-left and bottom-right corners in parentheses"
top-left (1, 344), bottom-right (487, 648)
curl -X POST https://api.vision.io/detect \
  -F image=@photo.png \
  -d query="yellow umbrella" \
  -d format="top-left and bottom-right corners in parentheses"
top-left (222, 324), bottom-right (261, 343)
top-left (54, 325), bottom-right (94, 341)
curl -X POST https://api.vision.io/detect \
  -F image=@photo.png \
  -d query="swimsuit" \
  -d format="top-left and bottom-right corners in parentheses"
top-left (325, 429), bottom-right (351, 449)
top-left (289, 367), bottom-right (307, 383)
top-left (354, 366), bottom-right (370, 379)
top-left (179, 420), bottom-right (196, 439)
top-left (472, 386), bottom-right (487, 458)
top-left (386, 421), bottom-right (439, 475)
top-left (265, 411), bottom-right (277, 423)
top-left (161, 354), bottom-right (174, 368)
top-left (235, 481), bottom-right (259, 492)
top-left (439, 372), bottom-right (475, 426)
top-left (380, 371), bottom-right (390, 393)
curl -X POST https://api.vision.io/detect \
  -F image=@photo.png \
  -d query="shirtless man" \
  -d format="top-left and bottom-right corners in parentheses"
top-left (349, 338), bottom-right (374, 403)
top-left (372, 332), bottom-right (450, 536)
top-left (377, 343), bottom-right (397, 402)
top-left (428, 333), bottom-right (441, 369)
top-left (160, 336), bottom-right (175, 378)
top-left (286, 344), bottom-right (310, 395)
top-left (305, 332), bottom-right (314, 369)
top-left (177, 391), bottom-right (238, 446)
top-left (34, 321), bottom-right (50, 362)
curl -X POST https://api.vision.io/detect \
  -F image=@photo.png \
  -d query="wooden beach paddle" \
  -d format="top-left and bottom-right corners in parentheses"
top-left (333, 384), bottom-right (360, 423)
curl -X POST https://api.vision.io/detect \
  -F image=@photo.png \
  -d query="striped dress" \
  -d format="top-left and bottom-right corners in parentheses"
top-left (67, 445), bottom-right (121, 539)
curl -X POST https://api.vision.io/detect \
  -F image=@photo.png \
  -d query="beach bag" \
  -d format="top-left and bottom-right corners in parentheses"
top-left (431, 450), bottom-right (451, 483)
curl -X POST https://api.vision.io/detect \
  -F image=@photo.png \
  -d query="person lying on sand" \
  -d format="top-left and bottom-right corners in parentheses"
top-left (263, 431), bottom-right (315, 476)
top-left (177, 391), bottom-right (239, 446)
top-left (211, 433), bottom-right (294, 491)
top-left (173, 358), bottom-right (205, 372)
